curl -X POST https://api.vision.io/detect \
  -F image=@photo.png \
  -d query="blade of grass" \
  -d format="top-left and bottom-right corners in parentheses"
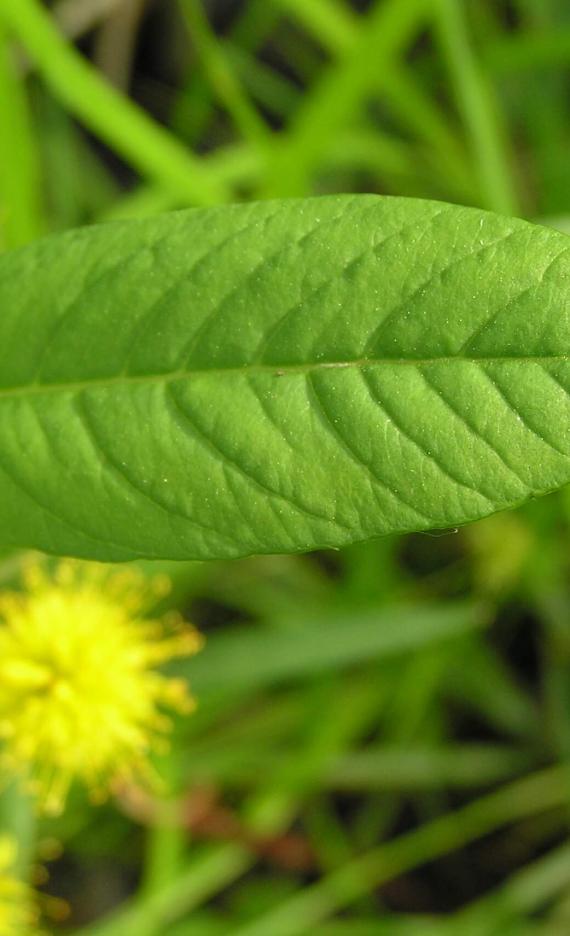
top-left (499, 2), bottom-right (570, 216)
top-left (101, 144), bottom-right (262, 219)
top-left (270, 0), bottom-right (359, 53)
top-left (177, 603), bottom-right (483, 697)
top-left (305, 797), bottom-right (355, 874)
top-left (352, 646), bottom-right (452, 848)
top-left (253, 673), bottom-right (390, 813)
top-left (0, 21), bottom-right (44, 248)
top-left (433, 0), bottom-right (518, 214)
top-left (311, 913), bottom-right (532, 936)
top-left (39, 92), bottom-right (121, 228)
top-left (177, 0), bottom-right (270, 149)
top-left (171, 0), bottom-right (280, 148)
top-left (78, 843), bottom-right (251, 936)
top-left (485, 30), bottom-right (570, 73)
top-left (0, 0), bottom-right (230, 205)
top-left (445, 638), bottom-right (539, 740)
top-left (227, 766), bottom-right (570, 936)
top-left (312, 920), bottom-right (451, 936)
top-left (81, 777), bottom-right (313, 936)
top-left (229, 0), bottom-right (281, 51)
top-left (380, 64), bottom-right (477, 201)
top-left (225, 42), bottom-right (301, 119)
top-left (454, 839), bottom-right (570, 931)
top-left (181, 741), bottom-right (530, 792)
top-left (536, 593), bottom-right (570, 761)
top-left (165, 917), bottom-right (228, 936)
top-left (328, 744), bottom-right (530, 791)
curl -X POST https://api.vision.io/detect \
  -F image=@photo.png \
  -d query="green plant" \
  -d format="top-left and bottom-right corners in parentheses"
top-left (4, 0), bottom-right (570, 933)
top-left (1, 195), bottom-right (569, 561)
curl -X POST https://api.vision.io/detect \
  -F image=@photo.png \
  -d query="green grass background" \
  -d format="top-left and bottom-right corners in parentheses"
top-left (3, 0), bottom-right (570, 932)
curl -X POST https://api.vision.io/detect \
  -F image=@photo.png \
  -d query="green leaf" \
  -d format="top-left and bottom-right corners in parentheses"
top-left (178, 602), bottom-right (482, 696)
top-left (1, 194), bottom-right (569, 561)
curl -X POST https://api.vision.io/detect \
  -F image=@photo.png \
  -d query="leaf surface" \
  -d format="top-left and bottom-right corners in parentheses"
top-left (1, 194), bottom-right (569, 560)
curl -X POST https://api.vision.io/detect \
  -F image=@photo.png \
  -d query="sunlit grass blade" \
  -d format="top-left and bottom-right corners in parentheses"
top-left (0, 22), bottom-right (44, 248)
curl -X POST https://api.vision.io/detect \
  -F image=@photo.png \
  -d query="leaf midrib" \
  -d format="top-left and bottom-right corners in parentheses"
top-left (0, 353), bottom-right (567, 402)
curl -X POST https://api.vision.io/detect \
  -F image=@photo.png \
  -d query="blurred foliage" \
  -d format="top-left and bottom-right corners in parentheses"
top-left (2, 0), bottom-right (570, 933)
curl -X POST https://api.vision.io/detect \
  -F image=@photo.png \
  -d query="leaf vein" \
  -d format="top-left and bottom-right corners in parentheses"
top-left (360, 369), bottom-right (495, 506)
top-left (165, 383), bottom-right (349, 533)
top-left (305, 373), bottom-right (433, 525)
top-left (75, 394), bottom-right (238, 550)
top-left (0, 442), bottom-right (136, 556)
top-left (363, 227), bottom-right (520, 356)
top-left (418, 368), bottom-right (530, 492)
top-left (480, 366), bottom-right (569, 457)
top-left (458, 240), bottom-right (570, 355)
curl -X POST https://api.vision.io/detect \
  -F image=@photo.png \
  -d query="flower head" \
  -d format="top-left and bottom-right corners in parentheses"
top-left (0, 560), bottom-right (202, 814)
top-left (0, 836), bottom-right (37, 935)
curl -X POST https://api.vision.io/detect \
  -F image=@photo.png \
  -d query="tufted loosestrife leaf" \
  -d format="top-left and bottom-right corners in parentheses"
top-left (1, 194), bottom-right (569, 561)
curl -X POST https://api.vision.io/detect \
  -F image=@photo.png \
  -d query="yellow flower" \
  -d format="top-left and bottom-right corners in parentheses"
top-left (0, 836), bottom-right (37, 935)
top-left (0, 560), bottom-right (202, 815)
